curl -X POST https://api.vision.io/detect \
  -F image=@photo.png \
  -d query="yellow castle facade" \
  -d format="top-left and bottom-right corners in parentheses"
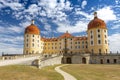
top-left (23, 12), bottom-right (109, 55)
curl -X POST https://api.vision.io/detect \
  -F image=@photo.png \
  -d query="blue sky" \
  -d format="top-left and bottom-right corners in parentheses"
top-left (0, 0), bottom-right (120, 54)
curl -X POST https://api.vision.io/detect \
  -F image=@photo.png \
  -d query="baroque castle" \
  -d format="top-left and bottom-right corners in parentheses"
top-left (23, 12), bottom-right (120, 64)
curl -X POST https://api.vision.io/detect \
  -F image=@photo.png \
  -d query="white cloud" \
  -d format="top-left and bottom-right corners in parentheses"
top-left (108, 33), bottom-right (120, 53)
top-left (81, 0), bottom-right (87, 9)
top-left (0, 35), bottom-right (23, 54)
top-left (44, 24), bottom-right (52, 32)
top-left (75, 10), bottom-right (92, 19)
top-left (0, 24), bottom-right (23, 34)
top-left (0, 0), bottom-right (24, 10)
top-left (24, 4), bottom-right (39, 15)
top-left (97, 7), bottom-right (117, 22)
top-left (115, 0), bottom-right (120, 4)
top-left (19, 21), bottom-right (31, 28)
top-left (38, 0), bottom-right (72, 21)
top-left (56, 21), bottom-right (87, 33)
top-left (0, 42), bottom-right (23, 54)
top-left (8, 26), bottom-right (22, 33)
top-left (0, 34), bottom-right (23, 44)
top-left (111, 25), bottom-right (120, 29)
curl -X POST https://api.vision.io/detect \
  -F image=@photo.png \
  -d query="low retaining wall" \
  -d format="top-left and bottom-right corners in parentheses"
top-left (33, 56), bottom-right (63, 68)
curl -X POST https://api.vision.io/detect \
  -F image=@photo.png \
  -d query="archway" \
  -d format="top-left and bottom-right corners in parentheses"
top-left (82, 57), bottom-right (86, 64)
top-left (100, 59), bottom-right (103, 64)
top-left (66, 57), bottom-right (72, 64)
top-left (107, 59), bottom-right (110, 64)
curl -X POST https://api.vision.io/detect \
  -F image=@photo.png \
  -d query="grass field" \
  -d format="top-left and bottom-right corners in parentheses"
top-left (61, 64), bottom-right (120, 80)
top-left (0, 65), bottom-right (63, 80)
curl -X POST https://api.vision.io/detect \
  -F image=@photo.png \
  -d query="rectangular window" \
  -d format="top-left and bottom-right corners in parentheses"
top-left (32, 50), bottom-right (34, 54)
top-left (27, 39), bottom-right (28, 42)
top-left (91, 35), bottom-right (93, 39)
top-left (106, 49), bottom-right (107, 53)
top-left (90, 30), bottom-right (93, 34)
top-left (82, 41), bottom-right (84, 44)
top-left (33, 39), bottom-right (34, 42)
top-left (99, 49), bottom-right (101, 54)
top-left (105, 35), bottom-right (107, 38)
top-left (98, 40), bottom-right (101, 44)
top-left (98, 34), bottom-right (100, 38)
top-left (26, 34), bottom-right (29, 37)
top-left (75, 46), bottom-right (77, 49)
top-left (55, 47), bottom-right (57, 49)
top-left (86, 45), bottom-right (88, 48)
top-left (75, 42), bottom-right (77, 44)
top-left (32, 43), bottom-right (34, 47)
top-left (98, 29), bottom-right (100, 32)
top-left (105, 40), bottom-right (107, 44)
top-left (91, 49), bottom-right (94, 53)
top-left (82, 46), bottom-right (84, 48)
top-left (26, 44), bottom-right (28, 47)
top-left (91, 41), bottom-right (93, 45)
top-left (104, 30), bottom-right (106, 33)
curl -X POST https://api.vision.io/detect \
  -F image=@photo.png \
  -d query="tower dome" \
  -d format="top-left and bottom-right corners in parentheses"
top-left (25, 20), bottom-right (40, 35)
top-left (88, 12), bottom-right (107, 30)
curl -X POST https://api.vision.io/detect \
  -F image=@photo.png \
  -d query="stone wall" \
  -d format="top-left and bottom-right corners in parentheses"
top-left (62, 53), bottom-right (120, 64)
top-left (0, 54), bottom-right (41, 60)
top-left (90, 54), bottom-right (120, 64)
top-left (32, 55), bottom-right (63, 68)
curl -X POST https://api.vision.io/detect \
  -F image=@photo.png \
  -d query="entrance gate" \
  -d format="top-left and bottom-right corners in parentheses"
top-left (66, 57), bottom-right (72, 64)
top-left (82, 57), bottom-right (86, 64)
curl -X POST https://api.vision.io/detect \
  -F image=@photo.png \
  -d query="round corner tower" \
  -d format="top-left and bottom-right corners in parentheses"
top-left (23, 20), bottom-right (42, 55)
top-left (87, 12), bottom-right (109, 54)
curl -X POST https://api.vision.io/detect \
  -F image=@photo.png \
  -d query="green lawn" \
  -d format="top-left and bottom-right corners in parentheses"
top-left (0, 65), bottom-right (64, 80)
top-left (61, 64), bottom-right (120, 80)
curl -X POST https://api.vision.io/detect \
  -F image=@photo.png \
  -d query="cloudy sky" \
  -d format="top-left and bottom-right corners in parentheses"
top-left (0, 0), bottom-right (120, 54)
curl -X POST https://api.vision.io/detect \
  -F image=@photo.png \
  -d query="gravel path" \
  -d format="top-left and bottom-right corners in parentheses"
top-left (55, 65), bottom-right (77, 80)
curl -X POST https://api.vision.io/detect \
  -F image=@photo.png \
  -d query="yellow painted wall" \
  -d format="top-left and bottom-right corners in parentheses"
top-left (23, 34), bottom-right (43, 54)
top-left (87, 28), bottom-right (109, 54)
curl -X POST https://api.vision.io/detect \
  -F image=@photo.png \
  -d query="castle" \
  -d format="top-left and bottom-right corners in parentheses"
top-left (23, 12), bottom-right (120, 64)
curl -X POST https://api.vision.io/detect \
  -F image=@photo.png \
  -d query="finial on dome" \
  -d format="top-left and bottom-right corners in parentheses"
top-left (66, 30), bottom-right (68, 33)
top-left (94, 12), bottom-right (97, 18)
top-left (31, 19), bottom-right (34, 24)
